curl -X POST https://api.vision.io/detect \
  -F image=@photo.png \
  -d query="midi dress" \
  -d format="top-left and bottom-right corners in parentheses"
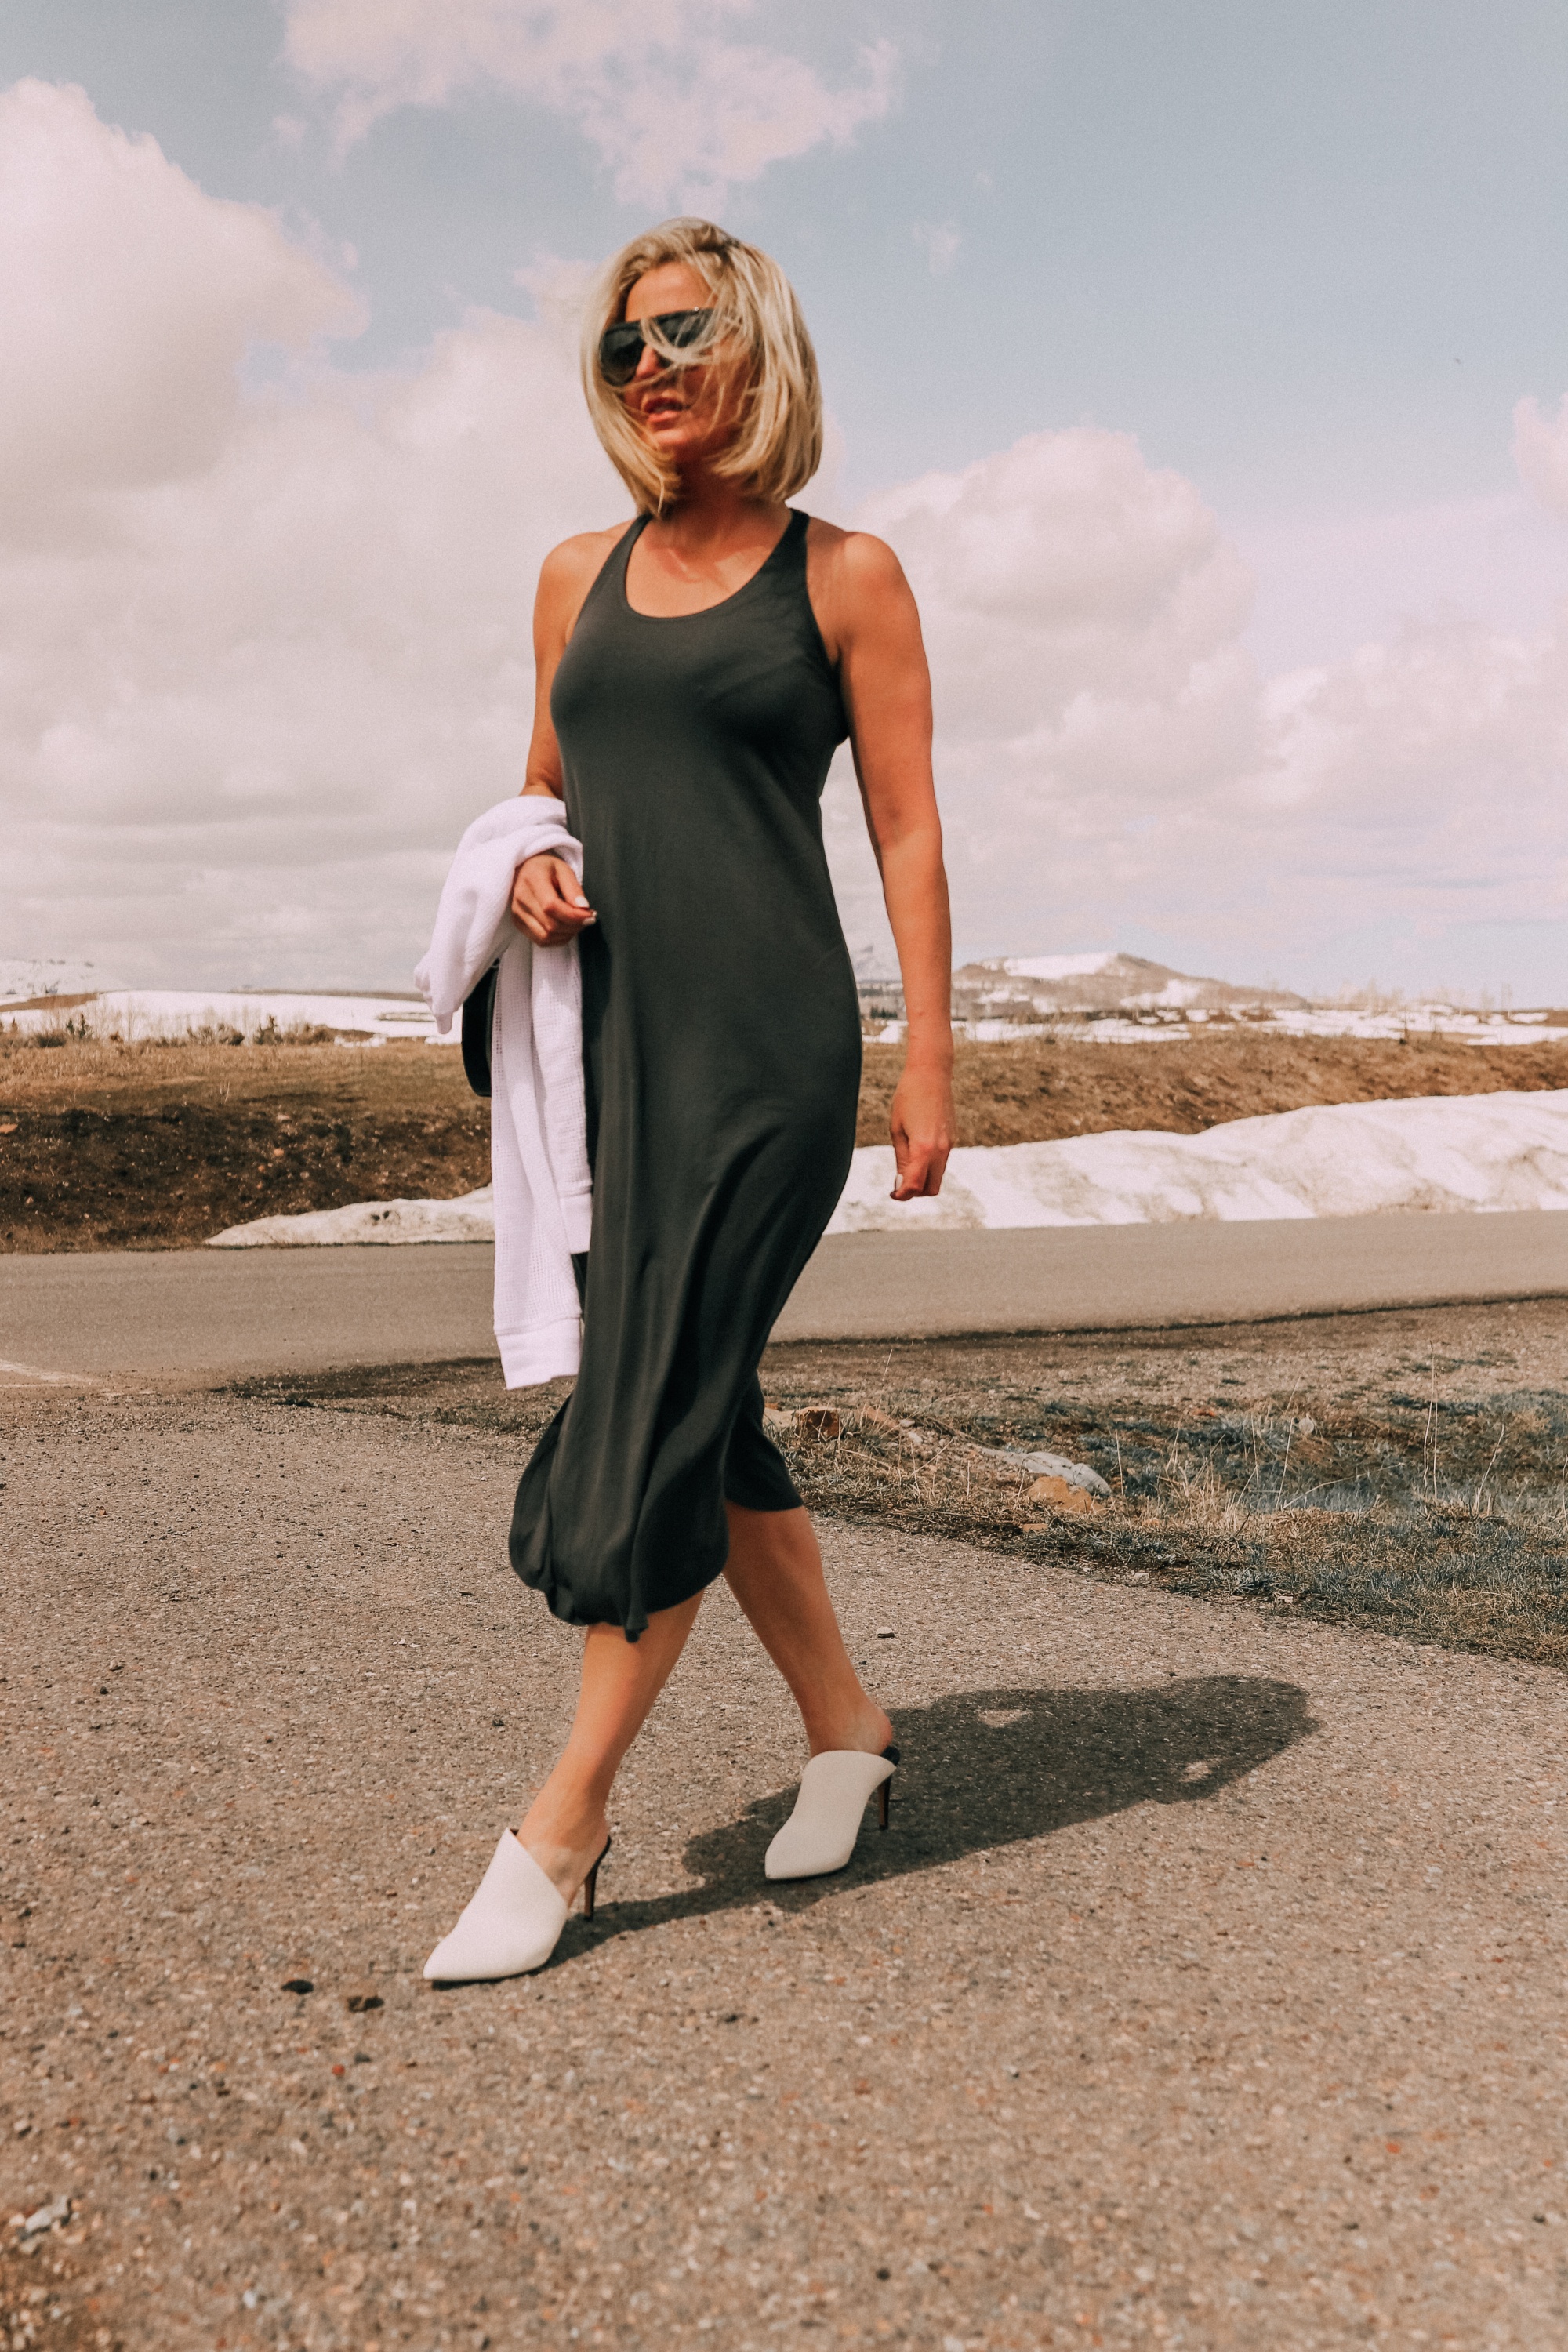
top-left (508, 509), bottom-right (862, 1638)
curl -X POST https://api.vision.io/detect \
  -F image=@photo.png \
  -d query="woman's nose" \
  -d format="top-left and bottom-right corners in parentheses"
top-left (632, 336), bottom-right (666, 382)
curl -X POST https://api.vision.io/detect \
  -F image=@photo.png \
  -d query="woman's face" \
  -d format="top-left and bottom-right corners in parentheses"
top-left (618, 261), bottom-right (746, 475)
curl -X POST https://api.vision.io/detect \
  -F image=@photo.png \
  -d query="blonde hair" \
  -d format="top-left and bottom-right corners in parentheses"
top-left (581, 218), bottom-right (822, 515)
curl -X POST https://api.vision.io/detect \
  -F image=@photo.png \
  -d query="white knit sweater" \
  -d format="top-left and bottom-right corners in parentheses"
top-left (415, 797), bottom-right (592, 1387)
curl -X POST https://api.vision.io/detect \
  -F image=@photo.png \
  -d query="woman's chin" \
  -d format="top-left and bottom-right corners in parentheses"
top-left (641, 423), bottom-right (720, 466)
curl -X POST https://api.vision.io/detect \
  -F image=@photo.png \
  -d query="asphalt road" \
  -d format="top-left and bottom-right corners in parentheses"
top-left (3, 1381), bottom-right (1565, 2350)
top-left (3, 1207), bottom-right (1568, 1381)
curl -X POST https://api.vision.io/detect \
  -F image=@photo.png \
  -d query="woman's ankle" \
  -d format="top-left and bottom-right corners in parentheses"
top-left (804, 1696), bottom-right (895, 1758)
top-left (516, 1783), bottom-right (609, 1879)
top-left (516, 1822), bottom-right (608, 1903)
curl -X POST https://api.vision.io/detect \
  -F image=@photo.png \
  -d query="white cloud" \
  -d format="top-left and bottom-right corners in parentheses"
top-left (0, 81), bottom-right (355, 517)
top-left (1, 84), bottom-right (621, 987)
top-left (839, 426), bottom-right (1568, 988)
top-left (1253, 616), bottom-right (1568, 939)
top-left (835, 430), bottom-right (1261, 961)
top-left (1233, 491), bottom-right (1568, 674)
top-left (283, 0), bottom-right (898, 208)
top-left (6, 82), bottom-right (1568, 1002)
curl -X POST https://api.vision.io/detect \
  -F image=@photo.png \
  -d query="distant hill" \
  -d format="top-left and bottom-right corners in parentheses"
top-left (950, 952), bottom-right (1310, 1023)
top-left (0, 956), bottom-right (122, 1004)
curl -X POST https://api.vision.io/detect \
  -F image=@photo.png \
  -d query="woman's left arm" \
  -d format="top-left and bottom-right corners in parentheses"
top-left (828, 531), bottom-right (954, 1201)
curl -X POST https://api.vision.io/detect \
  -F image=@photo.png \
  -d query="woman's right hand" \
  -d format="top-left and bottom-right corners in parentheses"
top-left (510, 852), bottom-right (597, 947)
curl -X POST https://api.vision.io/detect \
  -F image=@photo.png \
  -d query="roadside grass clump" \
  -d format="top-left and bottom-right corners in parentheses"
top-left (13, 1011), bottom-right (95, 1048)
top-left (757, 1359), bottom-right (1568, 1669)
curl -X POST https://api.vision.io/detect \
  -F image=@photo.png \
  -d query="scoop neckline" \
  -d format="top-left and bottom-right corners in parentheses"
top-left (619, 509), bottom-right (801, 622)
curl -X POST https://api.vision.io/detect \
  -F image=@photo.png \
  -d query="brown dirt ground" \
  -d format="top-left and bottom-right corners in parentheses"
top-left (0, 1039), bottom-right (488, 1252)
top-left (4, 1027), bottom-right (1567, 1251)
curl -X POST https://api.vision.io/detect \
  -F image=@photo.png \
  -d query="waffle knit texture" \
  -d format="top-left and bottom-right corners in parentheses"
top-left (416, 796), bottom-right (592, 1385)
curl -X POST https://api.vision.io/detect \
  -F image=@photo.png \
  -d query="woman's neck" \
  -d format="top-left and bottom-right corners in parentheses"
top-left (646, 474), bottom-right (786, 556)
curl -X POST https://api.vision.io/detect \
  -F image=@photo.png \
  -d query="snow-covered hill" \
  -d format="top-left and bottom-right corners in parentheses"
top-left (951, 950), bottom-right (1308, 1022)
top-left (0, 956), bottom-right (122, 1003)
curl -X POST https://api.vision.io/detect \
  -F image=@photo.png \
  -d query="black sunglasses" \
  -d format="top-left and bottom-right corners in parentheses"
top-left (597, 307), bottom-right (717, 389)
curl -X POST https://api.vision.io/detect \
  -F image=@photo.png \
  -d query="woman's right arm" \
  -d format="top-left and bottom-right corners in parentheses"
top-left (511, 535), bottom-right (614, 946)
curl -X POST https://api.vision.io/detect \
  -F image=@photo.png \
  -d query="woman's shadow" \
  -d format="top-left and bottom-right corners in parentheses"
top-left (556, 1673), bottom-right (1316, 1958)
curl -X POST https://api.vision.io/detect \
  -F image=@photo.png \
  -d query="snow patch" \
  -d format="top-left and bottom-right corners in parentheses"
top-left (826, 1091), bottom-right (1568, 1231)
top-left (1000, 952), bottom-right (1118, 981)
top-left (209, 1188), bottom-right (495, 1247)
top-left (1, 988), bottom-right (456, 1044)
top-left (204, 1091), bottom-right (1568, 1247)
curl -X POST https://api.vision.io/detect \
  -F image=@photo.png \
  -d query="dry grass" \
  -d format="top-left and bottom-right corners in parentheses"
top-left (754, 1313), bottom-right (1568, 1669)
top-left (761, 1379), bottom-right (1568, 1671)
top-left (0, 1029), bottom-right (439, 1111)
top-left (227, 1298), bottom-right (1568, 1672)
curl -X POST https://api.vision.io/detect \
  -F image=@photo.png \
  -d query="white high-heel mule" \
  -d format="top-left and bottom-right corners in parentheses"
top-left (423, 1831), bottom-right (609, 1984)
top-left (764, 1744), bottom-right (899, 1882)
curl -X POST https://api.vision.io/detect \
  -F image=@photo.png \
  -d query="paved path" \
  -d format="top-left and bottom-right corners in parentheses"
top-left (4, 1206), bottom-right (1568, 1381)
top-left (782, 1206), bottom-right (1568, 1339)
top-left (0, 1239), bottom-right (496, 1382)
top-left (3, 1382), bottom-right (1565, 2348)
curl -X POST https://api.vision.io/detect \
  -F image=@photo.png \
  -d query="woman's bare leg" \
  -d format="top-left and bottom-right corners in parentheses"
top-left (723, 1503), bottom-right (893, 1755)
top-left (517, 1593), bottom-right (702, 1898)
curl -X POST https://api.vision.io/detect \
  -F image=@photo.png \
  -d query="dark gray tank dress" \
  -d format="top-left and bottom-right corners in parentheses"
top-left (508, 510), bottom-right (862, 1638)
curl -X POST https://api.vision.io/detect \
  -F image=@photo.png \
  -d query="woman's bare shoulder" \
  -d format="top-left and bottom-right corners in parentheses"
top-left (538, 521), bottom-right (633, 600)
top-left (804, 517), bottom-right (917, 661)
top-left (804, 516), bottom-right (910, 593)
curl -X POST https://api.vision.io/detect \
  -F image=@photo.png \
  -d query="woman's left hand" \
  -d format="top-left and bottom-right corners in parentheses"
top-left (889, 1064), bottom-right (954, 1200)
top-left (510, 851), bottom-right (597, 946)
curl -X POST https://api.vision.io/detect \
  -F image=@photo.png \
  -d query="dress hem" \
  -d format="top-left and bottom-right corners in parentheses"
top-left (517, 1544), bottom-right (731, 1642)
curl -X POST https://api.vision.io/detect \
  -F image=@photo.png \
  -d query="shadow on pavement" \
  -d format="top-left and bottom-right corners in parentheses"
top-left (554, 1673), bottom-right (1315, 1964)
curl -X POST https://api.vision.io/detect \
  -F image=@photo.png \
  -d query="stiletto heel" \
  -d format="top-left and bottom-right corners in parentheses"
top-left (765, 1744), bottom-right (900, 1882)
top-left (878, 1779), bottom-right (891, 1831)
top-left (423, 1831), bottom-right (611, 1984)
top-left (581, 1835), bottom-right (611, 1922)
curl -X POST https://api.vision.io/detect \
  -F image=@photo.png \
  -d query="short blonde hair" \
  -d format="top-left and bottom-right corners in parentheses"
top-left (581, 218), bottom-right (822, 514)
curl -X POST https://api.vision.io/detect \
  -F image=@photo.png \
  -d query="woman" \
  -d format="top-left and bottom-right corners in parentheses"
top-left (425, 218), bottom-right (953, 1984)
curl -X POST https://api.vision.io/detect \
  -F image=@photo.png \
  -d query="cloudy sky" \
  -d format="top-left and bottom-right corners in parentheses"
top-left (4, 0), bottom-right (1568, 997)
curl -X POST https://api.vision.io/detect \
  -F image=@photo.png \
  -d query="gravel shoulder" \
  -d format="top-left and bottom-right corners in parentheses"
top-left (4, 1378), bottom-right (1567, 2350)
